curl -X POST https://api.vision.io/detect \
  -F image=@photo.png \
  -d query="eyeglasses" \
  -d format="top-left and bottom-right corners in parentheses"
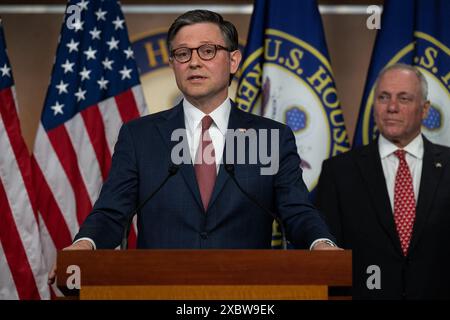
top-left (170, 44), bottom-right (230, 63)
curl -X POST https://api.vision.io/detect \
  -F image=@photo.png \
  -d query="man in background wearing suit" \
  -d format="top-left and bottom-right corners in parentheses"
top-left (316, 63), bottom-right (450, 299)
top-left (49, 10), bottom-right (338, 282)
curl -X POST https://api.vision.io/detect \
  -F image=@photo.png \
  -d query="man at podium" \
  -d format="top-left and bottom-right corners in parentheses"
top-left (49, 9), bottom-right (338, 284)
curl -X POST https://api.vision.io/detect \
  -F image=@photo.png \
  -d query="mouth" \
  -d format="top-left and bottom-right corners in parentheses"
top-left (187, 75), bottom-right (207, 81)
top-left (384, 119), bottom-right (402, 125)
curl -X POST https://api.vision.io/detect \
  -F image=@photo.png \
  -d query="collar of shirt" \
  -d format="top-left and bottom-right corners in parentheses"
top-left (378, 133), bottom-right (424, 160)
top-left (183, 98), bottom-right (231, 135)
top-left (183, 98), bottom-right (231, 172)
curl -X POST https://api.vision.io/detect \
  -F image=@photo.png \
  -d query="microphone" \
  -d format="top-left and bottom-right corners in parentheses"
top-left (120, 163), bottom-right (179, 249)
top-left (224, 164), bottom-right (287, 250)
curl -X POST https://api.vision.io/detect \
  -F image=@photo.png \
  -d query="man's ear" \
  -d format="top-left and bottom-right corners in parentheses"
top-left (230, 50), bottom-right (242, 74)
top-left (422, 100), bottom-right (431, 120)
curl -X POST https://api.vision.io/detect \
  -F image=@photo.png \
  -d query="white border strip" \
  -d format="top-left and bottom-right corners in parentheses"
top-left (0, 5), bottom-right (66, 14)
top-left (0, 5), bottom-right (381, 15)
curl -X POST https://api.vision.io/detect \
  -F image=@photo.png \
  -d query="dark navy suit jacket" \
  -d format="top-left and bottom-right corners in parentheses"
top-left (75, 101), bottom-right (334, 249)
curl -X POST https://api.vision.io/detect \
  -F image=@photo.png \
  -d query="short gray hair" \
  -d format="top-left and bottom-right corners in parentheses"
top-left (373, 63), bottom-right (428, 101)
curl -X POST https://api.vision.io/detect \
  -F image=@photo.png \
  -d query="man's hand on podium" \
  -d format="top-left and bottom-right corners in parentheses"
top-left (47, 240), bottom-right (94, 285)
top-left (312, 241), bottom-right (343, 251)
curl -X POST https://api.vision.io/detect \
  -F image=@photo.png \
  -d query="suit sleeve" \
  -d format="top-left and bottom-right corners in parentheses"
top-left (74, 124), bottom-right (139, 248)
top-left (275, 125), bottom-right (336, 248)
top-left (315, 159), bottom-right (343, 246)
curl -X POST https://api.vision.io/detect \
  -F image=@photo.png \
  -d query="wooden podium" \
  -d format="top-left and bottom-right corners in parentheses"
top-left (56, 250), bottom-right (351, 300)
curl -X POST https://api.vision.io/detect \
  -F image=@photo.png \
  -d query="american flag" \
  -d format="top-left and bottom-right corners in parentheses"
top-left (0, 22), bottom-right (50, 299)
top-left (32, 0), bottom-right (147, 294)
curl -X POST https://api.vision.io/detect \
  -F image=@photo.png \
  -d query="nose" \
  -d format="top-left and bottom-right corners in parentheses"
top-left (188, 49), bottom-right (202, 68)
top-left (387, 97), bottom-right (399, 112)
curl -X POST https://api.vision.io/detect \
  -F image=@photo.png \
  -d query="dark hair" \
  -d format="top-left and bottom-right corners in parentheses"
top-left (167, 10), bottom-right (239, 53)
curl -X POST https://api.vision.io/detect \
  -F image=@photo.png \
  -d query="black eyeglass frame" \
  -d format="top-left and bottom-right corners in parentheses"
top-left (170, 44), bottom-right (231, 63)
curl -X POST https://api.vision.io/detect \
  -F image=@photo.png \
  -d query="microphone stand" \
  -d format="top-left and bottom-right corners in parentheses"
top-left (120, 164), bottom-right (179, 249)
top-left (224, 164), bottom-right (287, 250)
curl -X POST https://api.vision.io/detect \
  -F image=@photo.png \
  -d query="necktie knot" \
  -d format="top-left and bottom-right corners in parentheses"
top-left (202, 115), bottom-right (213, 131)
top-left (394, 149), bottom-right (406, 161)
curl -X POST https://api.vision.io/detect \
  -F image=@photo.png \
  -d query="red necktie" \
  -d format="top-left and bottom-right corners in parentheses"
top-left (194, 116), bottom-right (216, 210)
top-left (393, 149), bottom-right (416, 256)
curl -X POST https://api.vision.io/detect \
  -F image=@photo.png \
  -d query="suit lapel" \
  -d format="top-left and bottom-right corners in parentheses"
top-left (356, 142), bottom-right (403, 255)
top-left (409, 137), bottom-right (445, 253)
top-left (207, 104), bottom-right (254, 210)
top-left (155, 102), bottom-right (204, 211)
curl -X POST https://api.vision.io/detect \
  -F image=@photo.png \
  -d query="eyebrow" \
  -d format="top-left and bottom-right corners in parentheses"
top-left (377, 91), bottom-right (413, 96)
top-left (174, 40), bottom-right (218, 46)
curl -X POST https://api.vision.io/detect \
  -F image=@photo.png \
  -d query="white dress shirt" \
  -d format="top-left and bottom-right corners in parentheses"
top-left (378, 134), bottom-right (424, 212)
top-left (183, 98), bottom-right (230, 173)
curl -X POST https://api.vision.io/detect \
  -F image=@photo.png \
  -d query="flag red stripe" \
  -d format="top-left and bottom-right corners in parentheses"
top-left (0, 88), bottom-right (38, 217)
top-left (49, 286), bottom-right (57, 300)
top-left (0, 180), bottom-right (40, 299)
top-left (81, 105), bottom-right (112, 181)
top-left (47, 126), bottom-right (92, 225)
top-left (31, 157), bottom-right (73, 248)
top-left (115, 89), bottom-right (140, 123)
